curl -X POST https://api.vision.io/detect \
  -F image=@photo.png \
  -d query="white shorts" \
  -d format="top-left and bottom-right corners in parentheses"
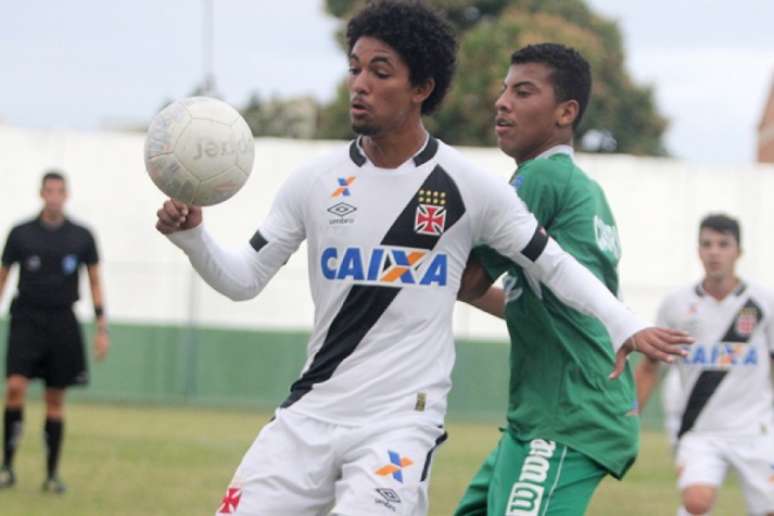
top-left (214, 409), bottom-right (447, 516)
top-left (676, 431), bottom-right (774, 514)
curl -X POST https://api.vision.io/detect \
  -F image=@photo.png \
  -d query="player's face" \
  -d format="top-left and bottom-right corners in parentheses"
top-left (494, 63), bottom-right (574, 163)
top-left (40, 178), bottom-right (67, 215)
top-left (698, 228), bottom-right (740, 281)
top-left (347, 37), bottom-right (427, 137)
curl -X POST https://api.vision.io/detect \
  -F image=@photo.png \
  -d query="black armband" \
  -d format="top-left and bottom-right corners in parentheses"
top-left (94, 306), bottom-right (105, 318)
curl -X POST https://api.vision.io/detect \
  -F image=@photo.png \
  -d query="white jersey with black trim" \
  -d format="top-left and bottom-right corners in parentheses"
top-left (169, 136), bottom-right (646, 426)
top-left (657, 280), bottom-right (774, 437)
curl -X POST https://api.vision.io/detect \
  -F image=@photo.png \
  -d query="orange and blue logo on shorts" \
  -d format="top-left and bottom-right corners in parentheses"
top-left (332, 176), bottom-right (356, 197)
top-left (375, 450), bottom-right (413, 483)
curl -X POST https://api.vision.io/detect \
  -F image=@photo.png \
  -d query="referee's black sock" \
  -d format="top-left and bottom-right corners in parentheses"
top-left (3, 408), bottom-right (23, 469)
top-left (44, 418), bottom-right (63, 479)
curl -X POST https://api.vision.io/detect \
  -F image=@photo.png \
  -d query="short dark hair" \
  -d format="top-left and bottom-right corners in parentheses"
top-left (511, 43), bottom-right (591, 129)
top-left (346, 0), bottom-right (457, 115)
top-left (41, 169), bottom-right (66, 187)
top-left (700, 213), bottom-right (741, 246)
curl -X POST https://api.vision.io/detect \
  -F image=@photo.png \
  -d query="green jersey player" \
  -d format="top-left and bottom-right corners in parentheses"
top-left (455, 43), bottom-right (639, 515)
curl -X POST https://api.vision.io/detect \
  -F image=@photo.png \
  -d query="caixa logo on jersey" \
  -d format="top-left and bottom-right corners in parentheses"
top-left (321, 246), bottom-right (447, 286)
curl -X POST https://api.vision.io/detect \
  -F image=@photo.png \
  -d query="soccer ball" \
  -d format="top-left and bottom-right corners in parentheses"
top-left (144, 96), bottom-right (255, 206)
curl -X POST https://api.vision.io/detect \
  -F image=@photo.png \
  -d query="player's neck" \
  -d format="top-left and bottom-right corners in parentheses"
top-left (40, 209), bottom-right (65, 227)
top-left (360, 122), bottom-right (428, 169)
top-left (702, 275), bottom-right (740, 301)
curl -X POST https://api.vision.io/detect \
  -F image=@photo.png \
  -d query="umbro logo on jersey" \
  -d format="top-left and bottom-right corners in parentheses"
top-left (327, 202), bottom-right (357, 225)
top-left (331, 176), bottom-right (356, 197)
top-left (375, 451), bottom-right (413, 483)
top-left (321, 246), bottom-right (447, 286)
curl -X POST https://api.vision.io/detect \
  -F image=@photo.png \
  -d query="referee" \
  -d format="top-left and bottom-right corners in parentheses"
top-left (0, 170), bottom-right (109, 493)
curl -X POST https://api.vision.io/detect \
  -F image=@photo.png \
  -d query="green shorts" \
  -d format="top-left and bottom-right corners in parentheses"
top-left (454, 432), bottom-right (607, 516)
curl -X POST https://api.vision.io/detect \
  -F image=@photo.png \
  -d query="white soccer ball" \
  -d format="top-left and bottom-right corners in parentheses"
top-left (144, 96), bottom-right (255, 206)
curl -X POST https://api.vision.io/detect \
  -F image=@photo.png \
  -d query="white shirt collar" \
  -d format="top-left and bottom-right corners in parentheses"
top-left (535, 144), bottom-right (575, 160)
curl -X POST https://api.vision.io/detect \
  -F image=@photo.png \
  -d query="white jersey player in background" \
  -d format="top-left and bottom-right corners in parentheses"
top-left (636, 213), bottom-right (774, 516)
top-left (156, 2), bottom-right (690, 515)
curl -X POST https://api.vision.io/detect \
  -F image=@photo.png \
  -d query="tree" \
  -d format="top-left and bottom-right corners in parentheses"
top-left (317, 0), bottom-right (668, 156)
top-left (241, 94), bottom-right (318, 139)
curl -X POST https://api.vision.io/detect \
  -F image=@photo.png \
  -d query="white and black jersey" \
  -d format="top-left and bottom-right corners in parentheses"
top-left (658, 281), bottom-right (774, 437)
top-left (170, 136), bottom-right (646, 426)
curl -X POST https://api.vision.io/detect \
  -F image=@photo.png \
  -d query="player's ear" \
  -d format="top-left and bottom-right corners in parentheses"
top-left (412, 78), bottom-right (435, 106)
top-left (556, 99), bottom-right (579, 129)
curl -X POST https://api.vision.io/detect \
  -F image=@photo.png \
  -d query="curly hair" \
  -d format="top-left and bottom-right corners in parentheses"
top-left (346, 0), bottom-right (457, 115)
top-left (511, 43), bottom-right (591, 129)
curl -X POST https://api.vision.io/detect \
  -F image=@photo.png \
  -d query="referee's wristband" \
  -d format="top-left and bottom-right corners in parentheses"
top-left (94, 306), bottom-right (105, 318)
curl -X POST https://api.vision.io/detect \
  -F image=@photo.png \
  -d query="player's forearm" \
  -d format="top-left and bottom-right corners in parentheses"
top-left (467, 287), bottom-right (506, 319)
top-left (633, 359), bottom-right (660, 411)
top-left (87, 266), bottom-right (108, 332)
top-left (168, 225), bottom-right (277, 301)
top-left (0, 266), bottom-right (8, 301)
top-left (527, 238), bottom-right (647, 350)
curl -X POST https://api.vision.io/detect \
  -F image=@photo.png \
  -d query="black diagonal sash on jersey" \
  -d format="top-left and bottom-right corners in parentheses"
top-left (677, 294), bottom-right (763, 438)
top-left (281, 159), bottom-right (466, 408)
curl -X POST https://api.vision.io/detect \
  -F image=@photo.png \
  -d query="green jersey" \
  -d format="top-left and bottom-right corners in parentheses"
top-left (476, 149), bottom-right (638, 478)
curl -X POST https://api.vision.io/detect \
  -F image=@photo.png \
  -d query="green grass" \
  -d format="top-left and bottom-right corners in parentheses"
top-left (0, 402), bottom-right (745, 515)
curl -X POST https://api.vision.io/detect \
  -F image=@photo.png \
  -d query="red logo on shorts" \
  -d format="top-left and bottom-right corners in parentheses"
top-left (217, 487), bottom-right (242, 514)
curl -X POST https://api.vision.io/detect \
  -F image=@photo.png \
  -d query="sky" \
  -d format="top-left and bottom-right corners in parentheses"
top-left (1, 0), bottom-right (772, 165)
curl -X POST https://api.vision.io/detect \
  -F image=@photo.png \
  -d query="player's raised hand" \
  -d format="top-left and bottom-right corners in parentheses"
top-left (609, 327), bottom-right (694, 379)
top-left (155, 199), bottom-right (202, 234)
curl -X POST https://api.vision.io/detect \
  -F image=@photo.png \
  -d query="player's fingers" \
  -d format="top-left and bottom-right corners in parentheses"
top-left (661, 328), bottom-right (694, 345)
top-left (155, 218), bottom-right (179, 235)
top-left (609, 349), bottom-right (628, 379)
top-left (638, 339), bottom-right (676, 363)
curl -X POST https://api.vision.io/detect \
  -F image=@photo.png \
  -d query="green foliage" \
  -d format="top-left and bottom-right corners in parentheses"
top-left (319, 0), bottom-right (668, 156)
top-left (241, 94), bottom-right (318, 139)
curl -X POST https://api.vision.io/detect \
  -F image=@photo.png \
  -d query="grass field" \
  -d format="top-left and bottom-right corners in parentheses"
top-left (0, 402), bottom-right (745, 516)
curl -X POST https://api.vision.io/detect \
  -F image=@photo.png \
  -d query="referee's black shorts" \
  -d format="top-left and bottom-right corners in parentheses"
top-left (6, 300), bottom-right (89, 388)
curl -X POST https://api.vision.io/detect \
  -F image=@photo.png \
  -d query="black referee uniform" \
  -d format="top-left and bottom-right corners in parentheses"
top-left (2, 216), bottom-right (98, 387)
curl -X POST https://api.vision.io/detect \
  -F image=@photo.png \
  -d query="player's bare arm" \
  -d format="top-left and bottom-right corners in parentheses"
top-left (610, 329), bottom-right (690, 380)
top-left (633, 356), bottom-right (661, 412)
top-left (87, 264), bottom-right (109, 361)
top-left (457, 256), bottom-right (507, 318)
top-left (155, 199), bottom-right (202, 235)
top-left (0, 265), bottom-right (9, 300)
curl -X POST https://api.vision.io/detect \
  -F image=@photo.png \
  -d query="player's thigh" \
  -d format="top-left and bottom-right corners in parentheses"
top-left (45, 310), bottom-right (88, 388)
top-left (675, 433), bottom-right (728, 491)
top-left (728, 433), bottom-right (774, 514)
top-left (332, 420), bottom-right (447, 516)
top-left (216, 410), bottom-right (337, 516)
top-left (453, 443), bottom-right (499, 516)
top-left (487, 435), bottom-right (606, 516)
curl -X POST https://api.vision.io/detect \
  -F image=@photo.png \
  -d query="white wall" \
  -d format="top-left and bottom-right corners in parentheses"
top-left (1, 125), bottom-right (773, 340)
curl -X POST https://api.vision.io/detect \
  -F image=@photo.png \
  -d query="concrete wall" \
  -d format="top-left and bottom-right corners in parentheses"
top-left (2, 124), bottom-right (773, 338)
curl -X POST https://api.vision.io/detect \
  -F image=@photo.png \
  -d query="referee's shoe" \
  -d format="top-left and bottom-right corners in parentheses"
top-left (0, 465), bottom-right (15, 488)
top-left (42, 475), bottom-right (67, 494)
